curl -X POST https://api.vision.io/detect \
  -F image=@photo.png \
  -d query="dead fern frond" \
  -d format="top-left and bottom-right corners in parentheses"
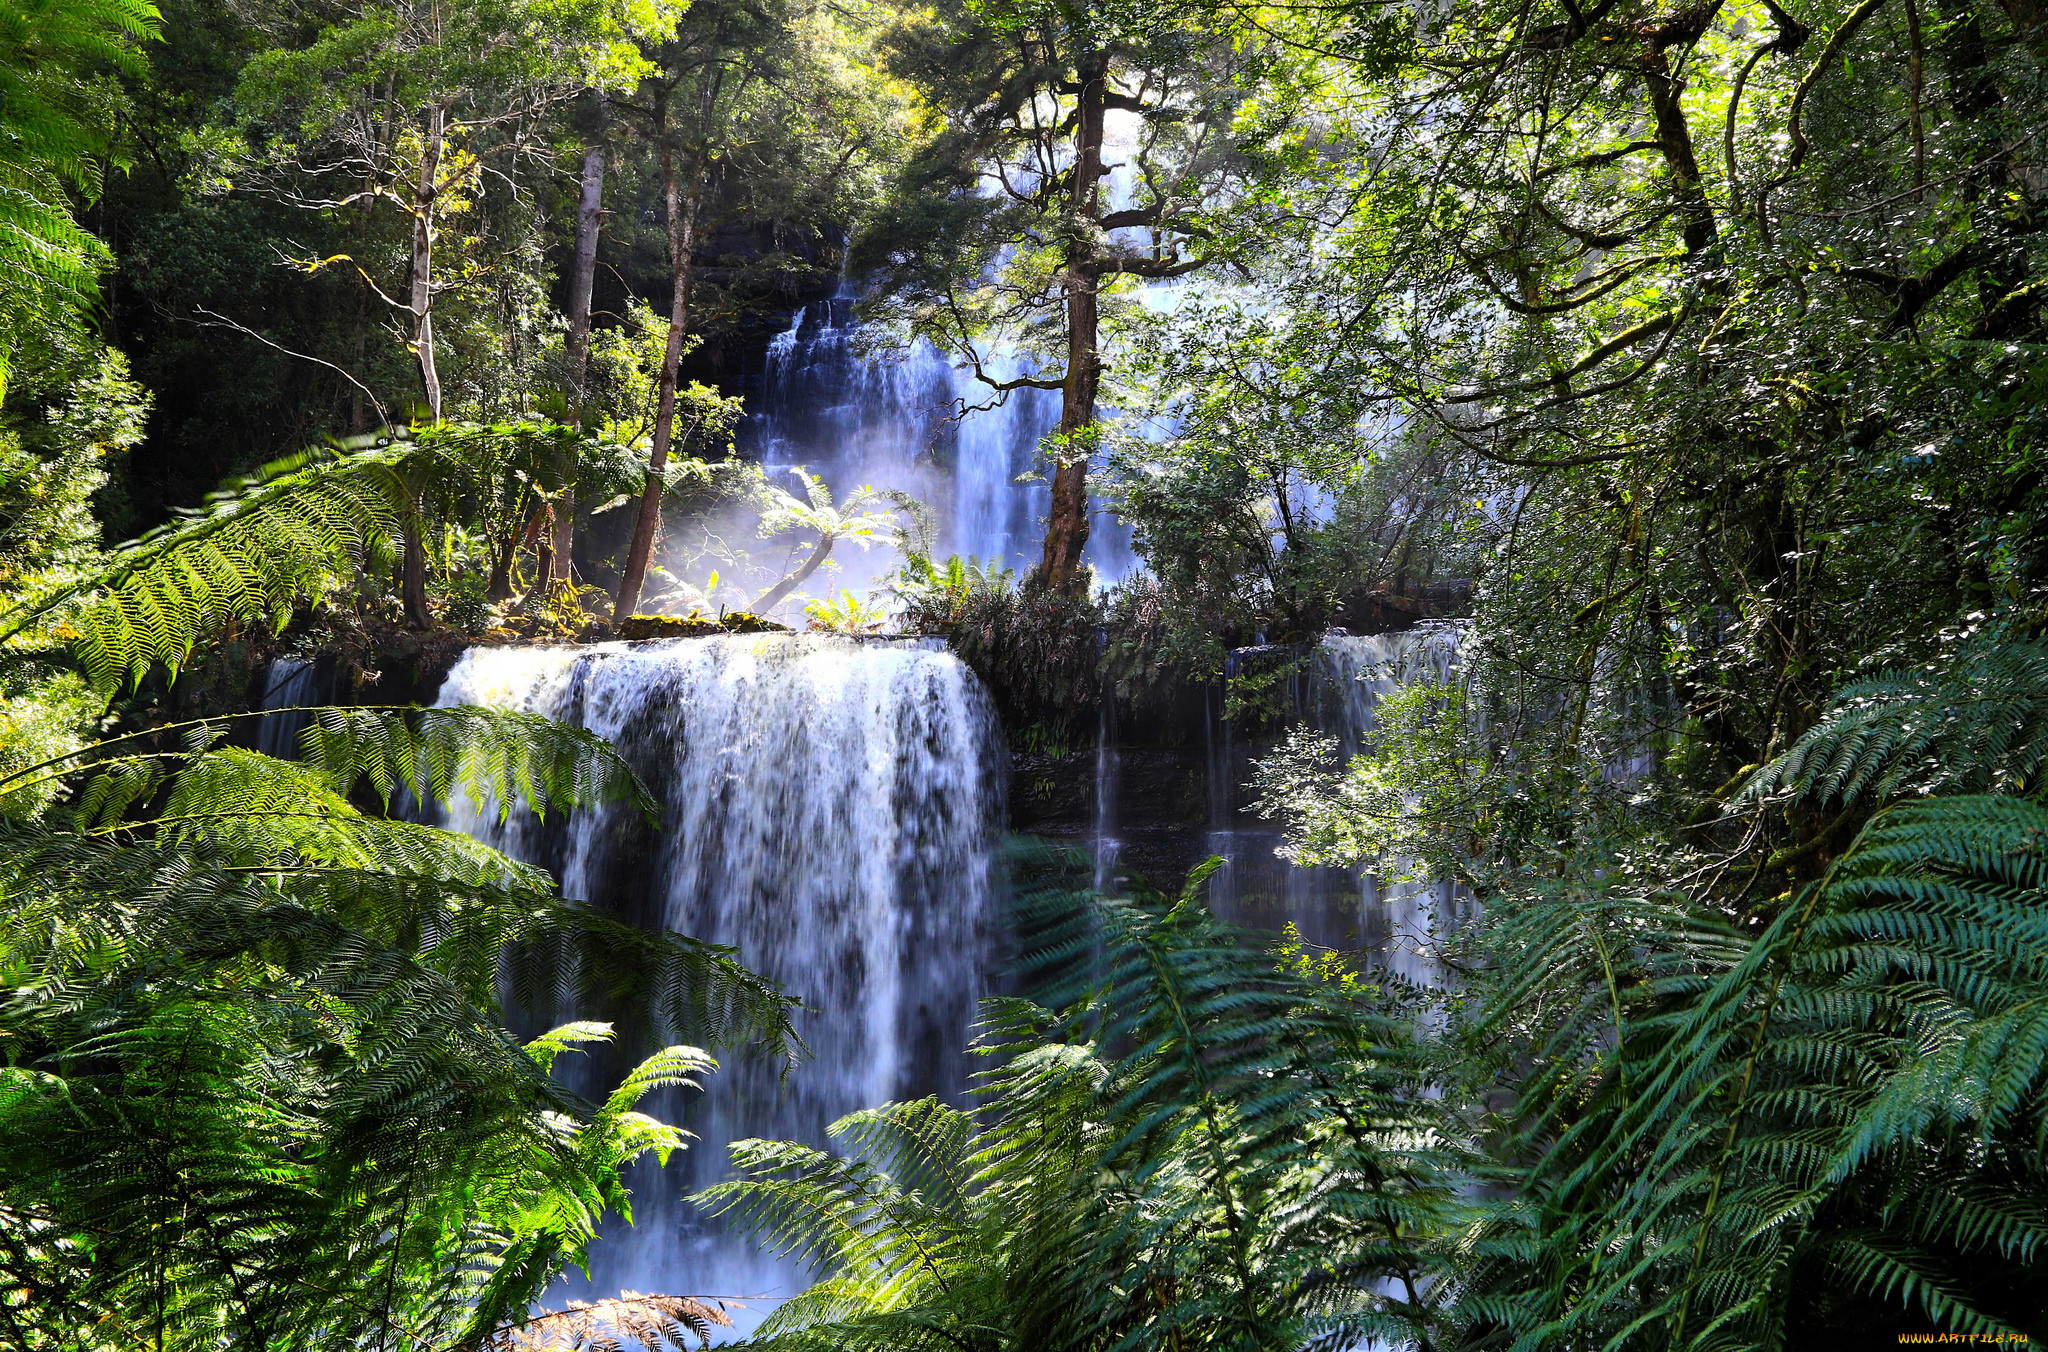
top-left (493, 1292), bottom-right (734, 1351)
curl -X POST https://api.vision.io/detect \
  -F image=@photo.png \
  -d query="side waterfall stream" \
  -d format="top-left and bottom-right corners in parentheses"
top-left (416, 624), bottom-right (1464, 1329)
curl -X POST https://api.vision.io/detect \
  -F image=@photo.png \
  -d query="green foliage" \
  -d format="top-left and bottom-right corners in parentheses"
top-left (581, 305), bottom-right (746, 459)
top-left (803, 588), bottom-right (890, 634)
top-left (889, 552), bottom-right (1014, 632)
top-left (748, 469), bottom-right (902, 614)
top-left (1441, 792), bottom-right (2048, 1346)
top-left (1105, 314), bottom-right (1480, 641)
top-left (0, 667), bottom-right (98, 821)
top-left (945, 575), bottom-right (1102, 753)
top-left (1745, 635), bottom-right (2048, 808)
top-left (0, 344), bottom-right (151, 602)
top-left (0, 981), bottom-right (715, 1348)
top-left (701, 848), bottom-right (1455, 1352)
top-left (3, 0), bottom-right (2044, 1338)
top-left (36, 438), bottom-right (408, 692)
top-left (443, 569), bottom-right (497, 635)
top-left (0, 421), bottom-right (678, 693)
top-left (1256, 683), bottom-right (1498, 885)
top-left (858, 0), bottom-right (1287, 381)
top-left (0, 689), bottom-right (800, 1346)
top-left (0, 0), bottom-right (158, 392)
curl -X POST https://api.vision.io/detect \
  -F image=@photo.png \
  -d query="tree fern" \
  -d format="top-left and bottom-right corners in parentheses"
top-left (2, 440), bottom-right (409, 690)
top-left (1446, 793), bottom-right (2048, 1347)
top-left (1741, 637), bottom-right (2048, 808)
top-left (0, 422), bottom-right (640, 694)
top-left (0, 973), bottom-right (717, 1350)
top-left (0, 675), bottom-right (795, 1345)
top-left (0, 0), bottom-right (158, 391)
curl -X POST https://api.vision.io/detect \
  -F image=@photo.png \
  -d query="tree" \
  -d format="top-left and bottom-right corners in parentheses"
top-left (860, 0), bottom-right (1286, 591)
top-left (1104, 295), bottom-right (1479, 644)
top-left (228, 0), bottom-right (682, 624)
top-left (610, 0), bottom-right (912, 621)
top-left (547, 94), bottom-right (612, 590)
top-left (748, 469), bottom-right (898, 615)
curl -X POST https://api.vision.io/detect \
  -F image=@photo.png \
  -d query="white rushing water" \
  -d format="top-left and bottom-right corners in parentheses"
top-left (741, 289), bottom-right (1139, 587)
top-left (255, 656), bottom-right (325, 759)
top-left (435, 635), bottom-right (1002, 1329)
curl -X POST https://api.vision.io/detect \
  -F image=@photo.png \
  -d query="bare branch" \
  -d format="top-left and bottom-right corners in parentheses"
top-left (191, 307), bottom-right (390, 427)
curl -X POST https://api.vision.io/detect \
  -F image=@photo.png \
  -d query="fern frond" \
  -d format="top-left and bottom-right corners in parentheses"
top-left (713, 849), bottom-right (1457, 1352)
top-left (307, 704), bottom-right (658, 823)
top-left (1, 425), bottom-right (618, 693)
top-left (1454, 793), bottom-right (2048, 1346)
top-left (2, 441), bottom-right (409, 690)
top-left (1742, 639), bottom-right (2048, 808)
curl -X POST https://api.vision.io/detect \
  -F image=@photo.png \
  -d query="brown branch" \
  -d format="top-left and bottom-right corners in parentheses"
top-left (1722, 42), bottom-right (1772, 203)
top-left (1488, 252), bottom-right (1687, 315)
top-left (1100, 254), bottom-right (1210, 278)
top-left (1443, 310), bottom-right (1678, 405)
top-left (1787, 0), bottom-right (1891, 169)
top-left (1834, 242), bottom-right (1987, 328)
top-left (1534, 139), bottom-right (1664, 181)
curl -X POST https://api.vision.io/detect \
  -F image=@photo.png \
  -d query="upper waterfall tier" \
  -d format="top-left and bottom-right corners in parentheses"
top-left (741, 291), bottom-right (1138, 584)
top-left (434, 634), bottom-right (1003, 1315)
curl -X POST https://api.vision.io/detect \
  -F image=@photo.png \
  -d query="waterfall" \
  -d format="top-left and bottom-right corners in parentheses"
top-left (434, 635), bottom-right (1003, 1328)
top-left (256, 657), bottom-right (326, 759)
top-left (1311, 626), bottom-right (1471, 987)
top-left (1311, 624), bottom-right (1466, 761)
top-left (1198, 626), bottom-right (1470, 982)
top-left (740, 290), bottom-right (1138, 585)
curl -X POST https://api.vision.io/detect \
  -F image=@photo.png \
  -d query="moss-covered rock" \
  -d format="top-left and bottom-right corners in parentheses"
top-left (617, 612), bottom-right (793, 641)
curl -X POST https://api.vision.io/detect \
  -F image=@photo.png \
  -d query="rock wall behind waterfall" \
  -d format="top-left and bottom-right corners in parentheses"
top-left (435, 635), bottom-right (1002, 1321)
top-left (1012, 624), bottom-right (1471, 979)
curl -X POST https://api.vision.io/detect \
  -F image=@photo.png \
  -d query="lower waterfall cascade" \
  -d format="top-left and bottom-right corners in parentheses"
top-left (1313, 627), bottom-right (1474, 987)
top-left (433, 635), bottom-right (1002, 1327)
top-left (421, 622), bottom-right (1464, 1330)
top-left (255, 656), bottom-right (328, 760)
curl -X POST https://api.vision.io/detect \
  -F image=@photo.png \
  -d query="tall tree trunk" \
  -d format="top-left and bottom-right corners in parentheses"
top-left (1939, 0), bottom-right (2040, 337)
top-left (549, 134), bottom-right (608, 586)
top-left (410, 102), bottom-right (445, 421)
top-left (401, 102), bottom-right (445, 629)
top-left (1039, 51), bottom-right (1109, 593)
top-left (401, 506), bottom-right (432, 629)
top-left (612, 131), bottom-right (700, 623)
top-left (349, 274), bottom-right (372, 434)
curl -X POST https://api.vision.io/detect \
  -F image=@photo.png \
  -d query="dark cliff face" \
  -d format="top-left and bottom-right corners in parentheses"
top-left (1006, 720), bottom-right (1371, 950)
top-left (1008, 740), bottom-right (1214, 888)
